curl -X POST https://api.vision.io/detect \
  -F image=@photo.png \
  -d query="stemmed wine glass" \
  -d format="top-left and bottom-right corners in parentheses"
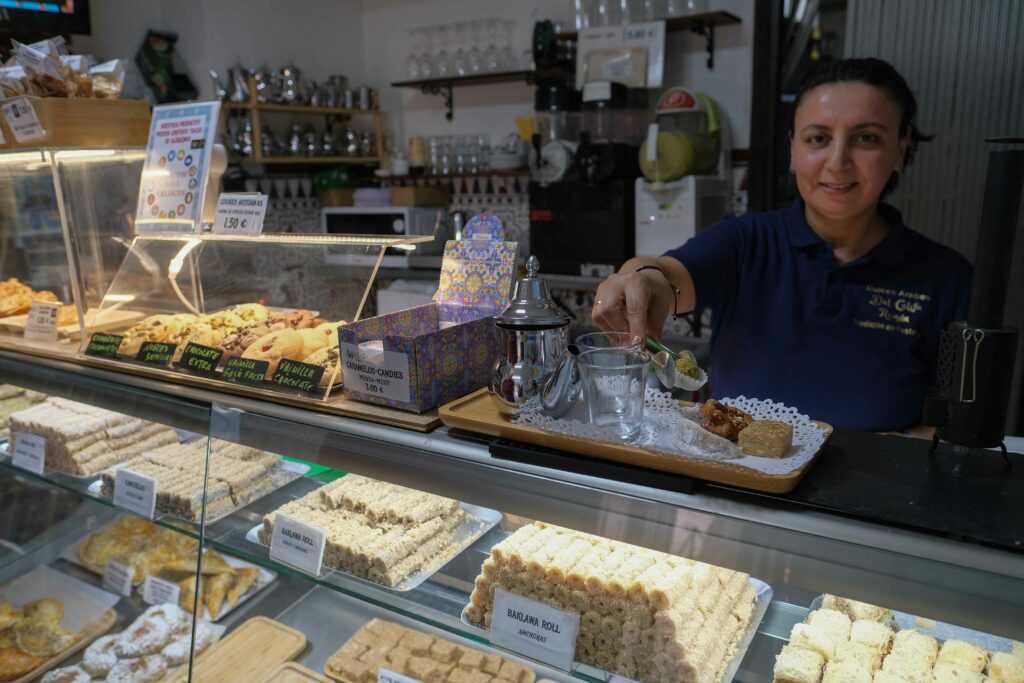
top-left (418, 26), bottom-right (436, 78)
top-left (405, 28), bottom-right (421, 79)
top-left (453, 22), bottom-right (471, 77)
top-left (498, 20), bottom-right (517, 71)
top-left (468, 19), bottom-right (485, 74)
top-left (484, 19), bottom-right (501, 72)
top-left (435, 24), bottom-right (453, 77)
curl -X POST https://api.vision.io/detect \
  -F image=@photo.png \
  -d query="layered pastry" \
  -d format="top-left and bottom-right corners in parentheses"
top-left (774, 593), bottom-right (1024, 683)
top-left (325, 618), bottom-right (536, 683)
top-left (0, 384), bottom-right (46, 429)
top-left (465, 521), bottom-right (758, 683)
top-left (99, 438), bottom-right (282, 521)
top-left (0, 595), bottom-right (82, 681)
top-left (258, 474), bottom-right (469, 588)
top-left (7, 396), bottom-right (179, 475)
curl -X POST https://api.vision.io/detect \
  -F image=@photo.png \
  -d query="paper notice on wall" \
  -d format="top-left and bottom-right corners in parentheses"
top-left (576, 21), bottom-right (665, 89)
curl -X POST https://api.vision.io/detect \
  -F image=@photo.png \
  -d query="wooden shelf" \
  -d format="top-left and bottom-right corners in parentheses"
top-left (239, 156), bottom-right (381, 165)
top-left (391, 70), bottom-right (534, 91)
top-left (382, 169), bottom-right (528, 181)
top-left (223, 102), bottom-right (378, 116)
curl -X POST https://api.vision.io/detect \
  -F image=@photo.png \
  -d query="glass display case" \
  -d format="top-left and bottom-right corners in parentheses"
top-left (0, 147), bottom-right (144, 358)
top-left (1, 350), bottom-right (1022, 683)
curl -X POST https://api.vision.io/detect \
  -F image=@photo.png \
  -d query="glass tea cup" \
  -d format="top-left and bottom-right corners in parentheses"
top-left (577, 348), bottom-right (648, 441)
top-left (575, 331), bottom-right (644, 352)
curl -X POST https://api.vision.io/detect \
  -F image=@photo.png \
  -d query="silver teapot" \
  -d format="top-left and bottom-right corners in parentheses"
top-left (491, 256), bottom-right (576, 416)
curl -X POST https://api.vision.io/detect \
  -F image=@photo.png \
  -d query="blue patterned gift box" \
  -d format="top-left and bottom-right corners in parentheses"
top-left (339, 230), bottom-right (517, 413)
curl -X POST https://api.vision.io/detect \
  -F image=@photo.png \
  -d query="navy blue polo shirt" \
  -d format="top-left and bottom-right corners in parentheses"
top-left (665, 199), bottom-right (972, 431)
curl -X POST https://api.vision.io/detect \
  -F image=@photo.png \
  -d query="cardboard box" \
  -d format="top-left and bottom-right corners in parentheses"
top-left (339, 236), bottom-right (516, 412)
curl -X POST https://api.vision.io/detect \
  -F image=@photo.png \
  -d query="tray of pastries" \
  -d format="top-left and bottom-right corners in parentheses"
top-left (0, 384), bottom-right (46, 430)
top-left (462, 521), bottom-right (771, 683)
top-left (0, 307), bottom-right (144, 340)
top-left (324, 618), bottom-right (537, 683)
top-left (89, 438), bottom-right (309, 523)
top-left (0, 565), bottom-right (118, 682)
top-left (248, 473), bottom-right (501, 591)
top-left (41, 602), bottom-right (224, 682)
top-left (112, 304), bottom-right (344, 387)
top-left (773, 593), bottom-right (1024, 683)
top-left (65, 517), bottom-right (274, 621)
top-left (0, 278), bottom-right (59, 319)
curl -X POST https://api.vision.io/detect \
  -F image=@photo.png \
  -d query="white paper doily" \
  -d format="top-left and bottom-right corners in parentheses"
top-left (514, 388), bottom-right (830, 476)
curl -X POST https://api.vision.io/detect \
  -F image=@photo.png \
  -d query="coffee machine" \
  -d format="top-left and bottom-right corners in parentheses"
top-left (925, 139), bottom-right (1023, 472)
top-left (529, 81), bottom-right (645, 277)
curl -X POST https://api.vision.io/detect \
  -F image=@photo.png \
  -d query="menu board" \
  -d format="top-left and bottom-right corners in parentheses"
top-left (134, 101), bottom-right (221, 233)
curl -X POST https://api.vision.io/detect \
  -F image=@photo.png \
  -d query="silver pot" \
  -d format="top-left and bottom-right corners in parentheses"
top-left (490, 256), bottom-right (574, 416)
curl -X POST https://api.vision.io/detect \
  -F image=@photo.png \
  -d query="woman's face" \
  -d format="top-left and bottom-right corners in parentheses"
top-left (790, 82), bottom-right (909, 223)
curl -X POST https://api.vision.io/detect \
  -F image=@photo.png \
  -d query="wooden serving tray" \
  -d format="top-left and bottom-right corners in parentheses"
top-left (14, 608), bottom-right (116, 683)
top-left (439, 388), bottom-right (832, 494)
top-left (166, 616), bottom-right (307, 683)
top-left (260, 662), bottom-right (332, 683)
top-left (0, 309), bottom-right (145, 340)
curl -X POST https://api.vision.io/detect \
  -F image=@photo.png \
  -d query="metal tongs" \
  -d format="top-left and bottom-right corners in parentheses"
top-left (646, 337), bottom-right (708, 391)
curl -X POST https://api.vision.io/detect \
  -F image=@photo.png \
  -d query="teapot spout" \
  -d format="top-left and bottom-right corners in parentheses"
top-left (540, 344), bottom-right (581, 418)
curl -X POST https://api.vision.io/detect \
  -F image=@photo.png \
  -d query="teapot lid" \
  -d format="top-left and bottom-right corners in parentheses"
top-left (494, 256), bottom-right (571, 328)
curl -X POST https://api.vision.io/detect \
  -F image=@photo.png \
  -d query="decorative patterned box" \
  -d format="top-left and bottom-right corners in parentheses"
top-left (339, 231), bottom-right (516, 413)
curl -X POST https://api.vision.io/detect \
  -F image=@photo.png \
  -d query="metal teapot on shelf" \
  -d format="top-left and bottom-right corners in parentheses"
top-left (491, 256), bottom-right (581, 417)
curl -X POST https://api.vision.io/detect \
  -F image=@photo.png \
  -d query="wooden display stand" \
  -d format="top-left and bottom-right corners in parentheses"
top-left (0, 97), bottom-right (150, 149)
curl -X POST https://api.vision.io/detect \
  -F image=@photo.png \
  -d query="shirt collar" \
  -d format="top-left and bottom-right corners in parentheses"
top-left (785, 197), bottom-right (912, 269)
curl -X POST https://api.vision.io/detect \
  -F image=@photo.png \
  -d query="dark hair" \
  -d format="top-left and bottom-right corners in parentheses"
top-left (790, 57), bottom-right (932, 195)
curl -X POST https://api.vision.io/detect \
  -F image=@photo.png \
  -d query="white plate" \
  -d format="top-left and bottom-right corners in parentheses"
top-left (86, 459), bottom-right (311, 524)
top-left (459, 577), bottom-right (773, 683)
top-left (0, 564), bottom-right (120, 632)
top-left (246, 502), bottom-right (502, 592)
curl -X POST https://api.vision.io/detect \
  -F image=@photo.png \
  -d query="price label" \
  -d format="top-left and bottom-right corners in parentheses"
top-left (11, 432), bottom-right (45, 474)
top-left (222, 356), bottom-right (269, 385)
top-left (269, 513), bottom-right (326, 576)
top-left (85, 332), bottom-right (123, 358)
top-left (269, 358), bottom-right (324, 395)
top-left (113, 468), bottom-right (157, 519)
top-left (1, 97), bottom-right (46, 142)
top-left (378, 669), bottom-right (422, 683)
top-left (339, 343), bottom-right (410, 403)
top-left (490, 589), bottom-right (580, 671)
top-left (136, 341), bottom-right (176, 366)
top-left (175, 342), bottom-right (223, 377)
top-left (142, 574), bottom-right (182, 606)
top-left (213, 193), bottom-right (268, 236)
top-left (103, 557), bottom-right (134, 596)
top-left (24, 301), bottom-right (60, 342)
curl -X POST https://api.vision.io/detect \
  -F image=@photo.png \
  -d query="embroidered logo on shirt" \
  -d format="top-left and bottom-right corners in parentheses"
top-left (854, 285), bottom-right (930, 337)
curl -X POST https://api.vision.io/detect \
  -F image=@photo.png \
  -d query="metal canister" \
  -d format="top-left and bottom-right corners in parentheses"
top-left (358, 85), bottom-right (372, 110)
top-left (344, 88), bottom-right (355, 109)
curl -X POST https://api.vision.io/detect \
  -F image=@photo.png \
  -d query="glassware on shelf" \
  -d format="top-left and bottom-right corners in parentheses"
top-left (453, 22), bottom-right (471, 77)
top-left (498, 20), bottom-right (518, 71)
top-left (435, 24), bottom-right (453, 77)
top-left (468, 19), bottom-right (485, 74)
top-left (483, 18), bottom-right (501, 72)
top-left (601, 0), bottom-right (624, 26)
top-left (418, 26), bottom-right (436, 79)
top-left (405, 28), bottom-right (422, 79)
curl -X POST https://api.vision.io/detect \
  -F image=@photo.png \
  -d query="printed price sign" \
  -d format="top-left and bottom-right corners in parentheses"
top-left (85, 332), bottom-right (123, 358)
top-left (136, 341), bottom-right (176, 366)
top-left (24, 301), bottom-right (60, 341)
top-left (269, 513), bottom-right (326, 576)
top-left (378, 669), bottom-right (422, 683)
top-left (269, 358), bottom-right (324, 395)
top-left (113, 468), bottom-right (157, 519)
top-left (103, 557), bottom-right (134, 596)
top-left (222, 357), bottom-right (269, 386)
top-left (142, 574), bottom-right (182, 606)
top-left (11, 431), bottom-right (45, 474)
top-left (175, 342), bottom-right (223, 376)
top-left (340, 343), bottom-right (410, 403)
top-left (1, 97), bottom-right (46, 142)
top-left (490, 589), bottom-right (580, 671)
top-left (213, 193), bottom-right (268, 236)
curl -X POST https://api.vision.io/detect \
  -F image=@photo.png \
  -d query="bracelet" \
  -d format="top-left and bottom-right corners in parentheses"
top-left (635, 265), bottom-right (681, 318)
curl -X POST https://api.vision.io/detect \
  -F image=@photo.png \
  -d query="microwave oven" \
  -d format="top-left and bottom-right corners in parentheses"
top-left (318, 206), bottom-right (448, 268)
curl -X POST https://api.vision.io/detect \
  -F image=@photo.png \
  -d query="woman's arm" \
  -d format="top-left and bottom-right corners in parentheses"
top-left (592, 255), bottom-right (697, 340)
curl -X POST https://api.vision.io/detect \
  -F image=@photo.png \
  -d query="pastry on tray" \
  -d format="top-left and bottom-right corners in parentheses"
top-left (738, 419), bottom-right (793, 458)
top-left (0, 277), bottom-right (59, 318)
top-left (325, 618), bottom-right (535, 683)
top-left (303, 345), bottom-right (342, 388)
top-left (0, 595), bottom-right (82, 681)
top-left (241, 328), bottom-right (305, 378)
top-left (698, 399), bottom-right (753, 441)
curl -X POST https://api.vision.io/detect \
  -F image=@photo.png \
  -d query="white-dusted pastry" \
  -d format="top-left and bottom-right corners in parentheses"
top-left (114, 615), bottom-right (172, 657)
top-left (988, 652), bottom-right (1024, 682)
top-left (809, 609), bottom-right (853, 642)
top-left (932, 661), bottom-right (984, 683)
top-left (106, 654), bottom-right (167, 683)
top-left (775, 643), bottom-right (826, 683)
top-left (142, 602), bottom-right (190, 631)
top-left (823, 659), bottom-right (874, 683)
top-left (936, 640), bottom-right (989, 673)
top-left (791, 623), bottom-right (838, 661)
top-left (851, 620), bottom-right (893, 653)
top-left (82, 633), bottom-right (121, 676)
top-left (40, 666), bottom-right (91, 683)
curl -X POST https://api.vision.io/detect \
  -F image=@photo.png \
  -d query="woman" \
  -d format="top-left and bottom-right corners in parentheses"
top-left (592, 58), bottom-right (972, 433)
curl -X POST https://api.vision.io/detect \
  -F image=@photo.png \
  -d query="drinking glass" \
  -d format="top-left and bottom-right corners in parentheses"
top-left (578, 348), bottom-right (648, 441)
top-left (468, 20), bottom-right (485, 74)
top-left (484, 18), bottom-right (501, 72)
top-left (453, 22), bottom-right (470, 77)
top-left (575, 332), bottom-right (644, 352)
top-left (435, 24), bottom-right (453, 77)
top-left (405, 28), bottom-right (421, 79)
top-left (498, 20), bottom-right (518, 71)
top-left (418, 26), bottom-right (436, 78)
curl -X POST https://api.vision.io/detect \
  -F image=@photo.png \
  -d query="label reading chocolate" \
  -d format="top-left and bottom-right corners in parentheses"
top-left (85, 332), bottom-right (123, 358)
top-left (222, 357), bottom-right (269, 386)
top-left (175, 342), bottom-right (223, 376)
top-left (136, 341), bottom-right (176, 366)
top-left (269, 358), bottom-right (324, 395)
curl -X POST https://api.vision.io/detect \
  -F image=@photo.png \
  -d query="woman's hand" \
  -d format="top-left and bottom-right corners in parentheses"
top-left (591, 256), bottom-right (694, 340)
